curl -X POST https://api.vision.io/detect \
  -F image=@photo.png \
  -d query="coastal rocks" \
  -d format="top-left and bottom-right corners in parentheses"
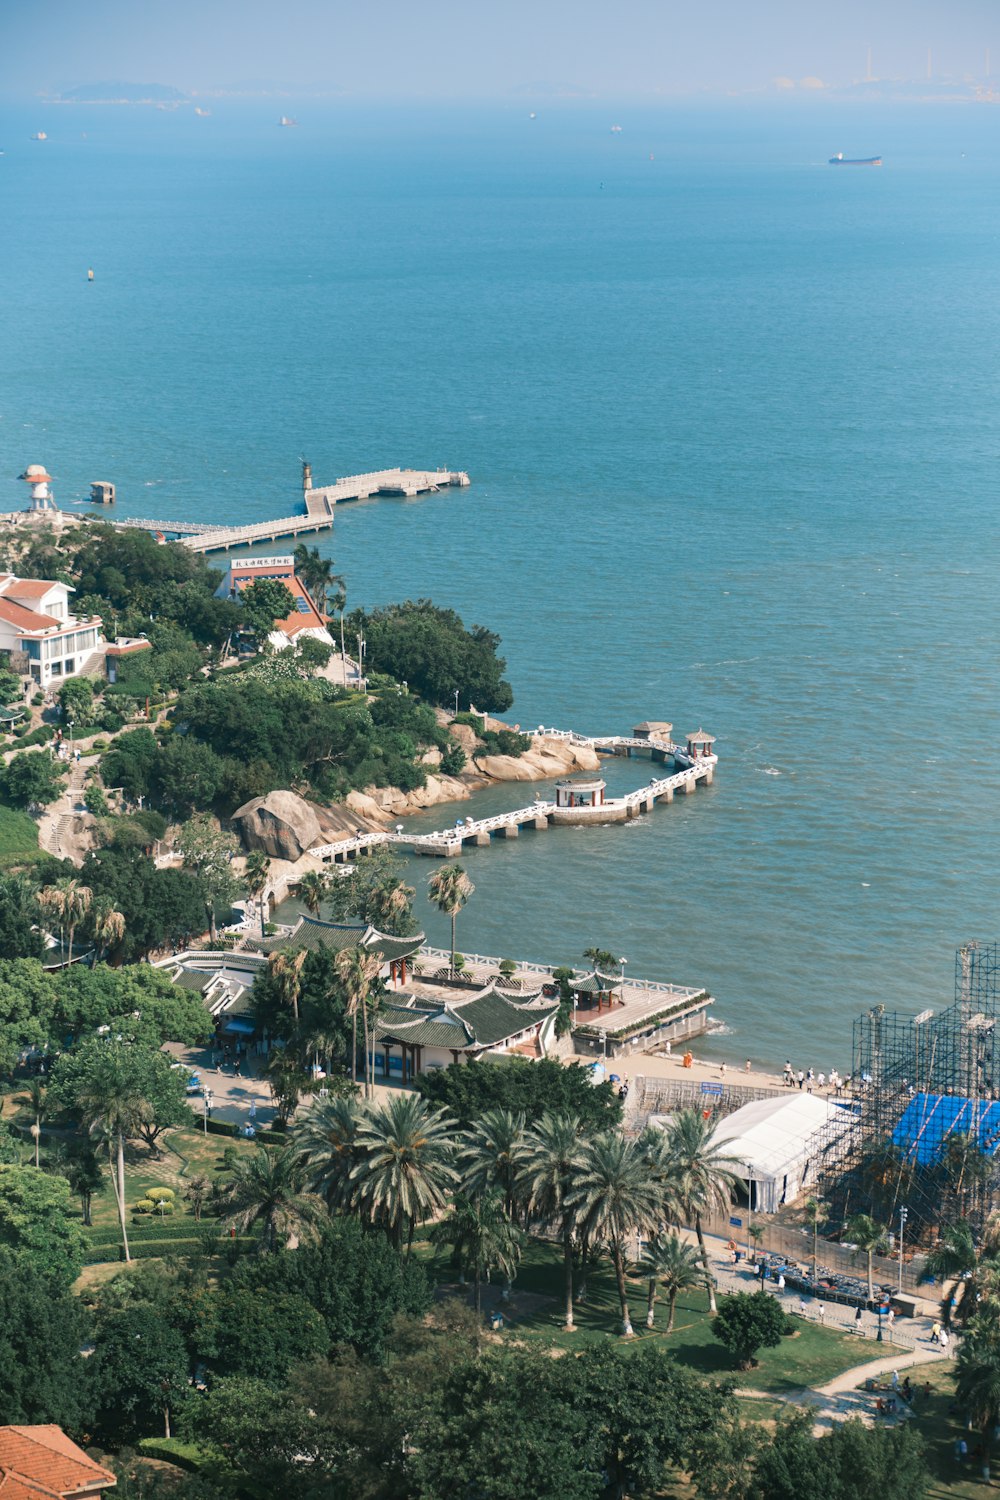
top-left (347, 774), bottom-right (471, 823)
top-left (232, 790), bottom-right (323, 860)
top-left (475, 735), bottom-right (601, 783)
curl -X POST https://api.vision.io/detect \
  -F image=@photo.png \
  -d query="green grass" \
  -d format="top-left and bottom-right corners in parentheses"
top-left (0, 806), bottom-right (40, 869)
top-left (421, 1237), bottom-right (867, 1395)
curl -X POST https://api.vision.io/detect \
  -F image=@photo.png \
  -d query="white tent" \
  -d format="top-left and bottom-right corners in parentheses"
top-left (708, 1093), bottom-right (852, 1214)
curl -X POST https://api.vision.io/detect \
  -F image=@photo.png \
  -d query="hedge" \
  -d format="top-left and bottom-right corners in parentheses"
top-left (88, 1219), bottom-right (212, 1246)
top-left (82, 1234), bottom-right (257, 1265)
top-left (203, 1118), bottom-right (287, 1144)
top-left (137, 1439), bottom-right (206, 1473)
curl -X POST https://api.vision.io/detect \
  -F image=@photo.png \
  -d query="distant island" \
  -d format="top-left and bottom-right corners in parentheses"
top-left (54, 82), bottom-right (188, 105)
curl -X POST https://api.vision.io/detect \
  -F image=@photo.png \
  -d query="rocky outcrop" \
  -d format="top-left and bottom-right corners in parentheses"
top-left (474, 735), bottom-right (601, 783)
top-left (233, 790), bottom-right (324, 860)
top-left (347, 773), bottom-right (471, 823)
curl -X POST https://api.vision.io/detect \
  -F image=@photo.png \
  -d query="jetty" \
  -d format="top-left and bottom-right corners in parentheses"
top-left (309, 728), bottom-right (717, 864)
top-left (112, 465), bottom-right (470, 555)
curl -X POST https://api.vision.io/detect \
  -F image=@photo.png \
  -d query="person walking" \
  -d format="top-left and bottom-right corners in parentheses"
top-left (797, 1071), bottom-right (805, 1090)
top-left (939, 1326), bottom-right (950, 1352)
top-left (777, 1272), bottom-right (786, 1292)
top-left (855, 1305), bottom-right (864, 1334)
top-left (817, 1301), bottom-right (825, 1324)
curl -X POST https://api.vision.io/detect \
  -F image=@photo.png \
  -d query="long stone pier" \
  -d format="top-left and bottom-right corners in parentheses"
top-left (111, 466), bottom-right (470, 555)
top-left (308, 730), bottom-right (717, 865)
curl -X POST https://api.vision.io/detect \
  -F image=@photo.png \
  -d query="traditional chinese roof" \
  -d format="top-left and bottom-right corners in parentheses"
top-left (0, 1427), bottom-right (115, 1498)
top-left (172, 968), bottom-right (213, 993)
top-left (685, 728), bottom-right (715, 744)
top-left (375, 979), bottom-right (558, 1052)
top-left (250, 915), bottom-right (423, 964)
top-left (572, 970), bottom-right (622, 994)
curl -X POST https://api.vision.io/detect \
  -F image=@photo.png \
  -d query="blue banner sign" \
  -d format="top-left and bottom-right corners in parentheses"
top-left (700, 1082), bottom-right (724, 1096)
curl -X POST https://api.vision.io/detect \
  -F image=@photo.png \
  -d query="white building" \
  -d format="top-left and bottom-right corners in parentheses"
top-left (0, 575), bottom-right (104, 688)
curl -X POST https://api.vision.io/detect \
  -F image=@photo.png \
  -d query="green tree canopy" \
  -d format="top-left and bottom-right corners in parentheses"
top-left (0, 1165), bottom-right (88, 1289)
top-left (87, 1304), bottom-right (190, 1444)
top-left (198, 1286), bottom-right (328, 1385)
top-left (712, 1290), bottom-right (788, 1370)
top-left (52, 962), bottom-right (212, 1048)
top-left (3, 751), bottom-right (66, 808)
top-left (348, 599), bottom-right (514, 712)
top-left (0, 1247), bottom-right (91, 1428)
top-left (50, 1036), bottom-right (192, 1153)
top-left (417, 1057), bottom-right (622, 1130)
top-left (0, 874), bottom-right (45, 963)
top-left (231, 1216), bottom-right (431, 1358)
top-left (241, 579), bottom-right (297, 638)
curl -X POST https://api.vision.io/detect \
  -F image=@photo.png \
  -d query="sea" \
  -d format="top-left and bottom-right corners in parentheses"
top-left (2, 96), bottom-right (1000, 1071)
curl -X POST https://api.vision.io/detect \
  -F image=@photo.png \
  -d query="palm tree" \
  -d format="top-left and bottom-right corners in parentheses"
top-left (56, 1142), bottom-right (105, 1227)
top-left (350, 1093), bottom-right (458, 1253)
top-left (427, 864), bottom-right (474, 973)
top-left (664, 1108), bottom-right (741, 1313)
top-left (184, 1174), bottom-right (211, 1221)
top-left (367, 877), bottom-right (416, 937)
top-left (218, 1144), bottom-right (326, 1253)
top-left (517, 1111), bottom-right (588, 1330)
top-left (957, 1307), bottom-right (1000, 1480)
top-left (244, 851), bottom-right (271, 938)
top-left (37, 885), bottom-right (67, 950)
top-left (263, 1048), bottom-right (312, 1127)
top-left (333, 945), bottom-right (382, 1096)
top-left (294, 870), bottom-right (329, 918)
top-left (461, 1108), bottom-right (527, 1217)
top-left (432, 1192), bottom-right (523, 1316)
top-left (91, 899), bottom-right (126, 962)
top-left (926, 1217), bottom-right (999, 1326)
top-left (643, 1233), bottom-right (708, 1331)
top-left (59, 879), bottom-right (92, 965)
top-left (75, 1055), bottom-right (148, 1263)
top-left (804, 1197), bottom-right (827, 1281)
top-left (268, 948), bottom-right (307, 1025)
top-left (297, 1093), bottom-right (366, 1213)
top-left (567, 1131), bottom-right (663, 1336)
top-left (846, 1212), bottom-right (890, 1303)
top-left (293, 543), bottom-right (340, 619)
top-left (21, 1078), bottom-right (48, 1168)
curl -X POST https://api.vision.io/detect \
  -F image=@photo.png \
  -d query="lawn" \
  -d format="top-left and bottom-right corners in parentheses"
top-left (420, 1237), bottom-right (869, 1395)
top-left (0, 806), bottom-right (40, 869)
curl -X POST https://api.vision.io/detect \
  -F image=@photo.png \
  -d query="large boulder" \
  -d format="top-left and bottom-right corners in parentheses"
top-left (232, 790), bottom-right (322, 860)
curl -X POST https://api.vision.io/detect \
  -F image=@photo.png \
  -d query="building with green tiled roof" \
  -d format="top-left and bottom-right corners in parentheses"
top-left (372, 978), bottom-right (560, 1083)
top-left (248, 916), bottom-right (423, 984)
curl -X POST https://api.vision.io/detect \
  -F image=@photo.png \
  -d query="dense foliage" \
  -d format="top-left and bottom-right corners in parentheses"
top-left (416, 1056), bottom-right (622, 1129)
top-left (348, 599), bottom-right (514, 712)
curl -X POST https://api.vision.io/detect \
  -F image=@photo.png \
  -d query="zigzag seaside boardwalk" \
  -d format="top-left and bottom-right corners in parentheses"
top-left (309, 725), bottom-right (718, 864)
top-left (114, 464), bottom-right (470, 555)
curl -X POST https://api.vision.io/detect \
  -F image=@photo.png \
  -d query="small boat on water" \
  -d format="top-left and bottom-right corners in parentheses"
top-left (278, 116), bottom-right (298, 128)
top-left (829, 152), bottom-right (882, 166)
top-left (31, 132), bottom-right (47, 142)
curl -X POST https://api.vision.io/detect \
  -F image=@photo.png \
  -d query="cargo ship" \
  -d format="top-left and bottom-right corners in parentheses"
top-left (829, 152), bottom-right (882, 166)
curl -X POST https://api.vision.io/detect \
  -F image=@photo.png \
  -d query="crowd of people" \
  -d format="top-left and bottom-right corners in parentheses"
top-left (782, 1060), bottom-right (850, 1096)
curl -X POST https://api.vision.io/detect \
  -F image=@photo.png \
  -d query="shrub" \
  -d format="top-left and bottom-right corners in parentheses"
top-left (147, 1187), bottom-right (175, 1203)
top-left (478, 728), bottom-right (530, 758)
top-left (84, 785), bottom-right (109, 816)
top-left (134, 1199), bottom-right (156, 1214)
top-left (440, 744), bottom-right (466, 776)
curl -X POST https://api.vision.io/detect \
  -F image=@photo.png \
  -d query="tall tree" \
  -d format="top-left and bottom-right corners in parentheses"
top-left (644, 1232), bottom-right (708, 1331)
top-left (176, 815), bottom-right (239, 943)
top-left (333, 944), bottom-right (382, 1096)
top-left (243, 851), bottom-right (271, 938)
top-left (218, 1144), bottom-right (326, 1253)
top-left (60, 879), bottom-right (92, 965)
top-left (518, 1111), bottom-right (588, 1330)
top-left (461, 1108), bottom-right (527, 1218)
top-left (568, 1131), bottom-right (662, 1336)
top-left (294, 869), bottom-right (329, 918)
top-left (432, 1192), bottom-right (523, 1316)
top-left (267, 948), bottom-right (307, 1026)
top-left (847, 1212), bottom-right (890, 1304)
top-left (957, 1306), bottom-right (1000, 1481)
top-left (351, 1093), bottom-right (459, 1252)
top-left (664, 1108), bottom-right (740, 1314)
top-left (89, 898), bottom-right (126, 962)
top-left (297, 1093), bottom-right (366, 1214)
top-left (427, 863), bottom-right (474, 972)
top-left (21, 1078), bottom-right (47, 1169)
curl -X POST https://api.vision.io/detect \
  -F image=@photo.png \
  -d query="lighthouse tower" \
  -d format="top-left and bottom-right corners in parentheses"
top-left (17, 464), bottom-right (58, 513)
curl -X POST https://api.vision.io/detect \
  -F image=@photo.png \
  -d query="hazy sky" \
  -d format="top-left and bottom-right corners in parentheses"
top-left (2, 0), bottom-right (997, 99)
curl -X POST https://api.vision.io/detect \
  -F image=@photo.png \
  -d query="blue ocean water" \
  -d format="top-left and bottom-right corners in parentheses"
top-left (2, 99), bottom-right (1000, 1068)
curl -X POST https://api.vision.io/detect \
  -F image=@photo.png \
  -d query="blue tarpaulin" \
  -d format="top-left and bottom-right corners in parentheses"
top-left (223, 1017), bottom-right (255, 1035)
top-left (892, 1092), bottom-right (1000, 1166)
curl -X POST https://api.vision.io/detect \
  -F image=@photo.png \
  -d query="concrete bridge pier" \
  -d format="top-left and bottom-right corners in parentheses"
top-left (501, 824), bottom-right (519, 839)
top-left (658, 786), bottom-right (675, 804)
top-left (533, 816), bottom-right (549, 830)
top-left (684, 778), bottom-right (696, 794)
top-left (702, 768), bottom-right (714, 786)
top-left (475, 832), bottom-right (491, 845)
top-left (643, 795), bottom-right (655, 813)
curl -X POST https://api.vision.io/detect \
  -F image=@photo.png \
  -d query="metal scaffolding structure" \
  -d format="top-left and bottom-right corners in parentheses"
top-left (815, 942), bottom-right (1000, 1238)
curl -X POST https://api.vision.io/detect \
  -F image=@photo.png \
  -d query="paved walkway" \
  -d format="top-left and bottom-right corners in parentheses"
top-left (163, 1041), bottom-right (279, 1129)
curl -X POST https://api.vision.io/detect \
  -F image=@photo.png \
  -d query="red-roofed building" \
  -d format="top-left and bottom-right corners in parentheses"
top-left (0, 576), bottom-right (104, 689)
top-left (216, 555), bottom-right (334, 652)
top-left (0, 1426), bottom-right (115, 1498)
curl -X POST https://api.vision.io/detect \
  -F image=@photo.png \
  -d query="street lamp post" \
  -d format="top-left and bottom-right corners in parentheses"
top-left (356, 635), bottom-right (366, 691)
top-left (619, 956), bottom-right (628, 1003)
top-left (898, 1205), bottom-right (909, 1295)
top-left (453, 688), bottom-right (460, 715)
top-left (202, 1088), bottom-right (214, 1135)
top-left (746, 1164), bottom-right (754, 1263)
top-left (67, 719), bottom-right (74, 759)
top-left (599, 1028), bottom-right (607, 1063)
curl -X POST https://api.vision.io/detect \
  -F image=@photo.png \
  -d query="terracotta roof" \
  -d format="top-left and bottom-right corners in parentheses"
top-left (4, 580), bottom-right (63, 601)
top-left (0, 1427), bottom-right (115, 1497)
top-left (0, 598), bottom-right (61, 632)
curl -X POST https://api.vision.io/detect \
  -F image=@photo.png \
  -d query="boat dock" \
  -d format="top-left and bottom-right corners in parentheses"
top-left (112, 466), bottom-right (470, 555)
top-left (309, 730), bottom-right (716, 864)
